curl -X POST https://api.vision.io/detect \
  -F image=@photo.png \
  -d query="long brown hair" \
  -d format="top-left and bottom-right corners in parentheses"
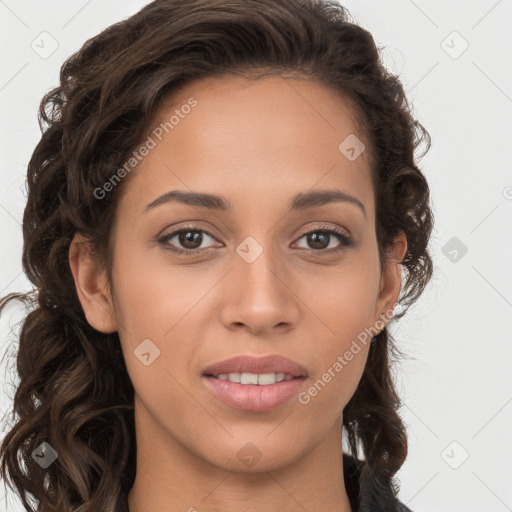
top-left (0, 1), bottom-right (433, 510)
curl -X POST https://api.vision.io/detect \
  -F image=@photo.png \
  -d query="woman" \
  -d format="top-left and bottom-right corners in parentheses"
top-left (0, 0), bottom-right (433, 511)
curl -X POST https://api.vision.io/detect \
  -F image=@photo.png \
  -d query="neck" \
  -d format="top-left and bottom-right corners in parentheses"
top-left (127, 397), bottom-right (353, 512)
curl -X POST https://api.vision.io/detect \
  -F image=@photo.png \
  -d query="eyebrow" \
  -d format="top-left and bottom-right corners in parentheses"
top-left (144, 188), bottom-right (366, 218)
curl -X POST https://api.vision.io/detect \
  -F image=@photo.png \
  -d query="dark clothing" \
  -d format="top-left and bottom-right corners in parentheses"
top-left (116, 454), bottom-right (413, 512)
top-left (342, 454), bottom-right (413, 512)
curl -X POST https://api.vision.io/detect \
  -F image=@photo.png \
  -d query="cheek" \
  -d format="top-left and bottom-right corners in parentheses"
top-left (298, 256), bottom-right (380, 333)
top-left (110, 250), bottom-right (210, 384)
top-left (294, 262), bottom-right (378, 412)
top-left (110, 244), bottom-right (196, 332)
top-left (296, 278), bottom-right (374, 421)
top-left (302, 337), bottom-right (371, 413)
top-left (114, 271), bottom-right (214, 348)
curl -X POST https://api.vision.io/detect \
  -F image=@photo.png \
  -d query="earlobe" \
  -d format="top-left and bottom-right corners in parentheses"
top-left (68, 232), bottom-right (118, 334)
top-left (375, 231), bottom-right (408, 327)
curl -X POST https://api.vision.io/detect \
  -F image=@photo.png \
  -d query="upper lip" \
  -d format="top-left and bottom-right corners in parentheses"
top-left (202, 355), bottom-right (308, 378)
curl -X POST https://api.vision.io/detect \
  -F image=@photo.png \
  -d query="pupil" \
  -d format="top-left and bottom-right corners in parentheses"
top-left (309, 232), bottom-right (329, 250)
top-left (180, 231), bottom-right (202, 249)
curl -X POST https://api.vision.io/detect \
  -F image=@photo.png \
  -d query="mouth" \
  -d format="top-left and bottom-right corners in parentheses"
top-left (201, 374), bottom-right (306, 412)
top-left (201, 354), bottom-right (308, 412)
top-left (204, 372), bottom-right (299, 385)
top-left (201, 353), bottom-right (308, 380)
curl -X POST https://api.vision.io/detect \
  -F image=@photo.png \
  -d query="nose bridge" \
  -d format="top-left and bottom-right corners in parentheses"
top-left (221, 233), bottom-right (299, 332)
top-left (236, 234), bottom-right (285, 303)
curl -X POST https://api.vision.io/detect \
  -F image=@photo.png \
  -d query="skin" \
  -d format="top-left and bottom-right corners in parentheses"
top-left (69, 74), bottom-right (407, 512)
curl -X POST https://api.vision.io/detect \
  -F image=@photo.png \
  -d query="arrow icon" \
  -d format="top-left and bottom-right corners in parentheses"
top-left (31, 31), bottom-right (59, 60)
top-left (237, 442), bottom-right (262, 467)
top-left (134, 339), bottom-right (161, 366)
top-left (440, 31), bottom-right (469, 59)
top-left (442, 236), bottom-right (467, 263)
top-left (441, 440), bottom-right (469, 469)
top-left (31, 442), bottom-right (58, 468)
top-left (338, 134), bottom-right (365, 161)
top-left (236, 236), bottom-right (263, 263)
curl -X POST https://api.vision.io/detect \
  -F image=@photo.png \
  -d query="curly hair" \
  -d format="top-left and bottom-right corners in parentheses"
top-left (0, 0), bottom-right (433, 510)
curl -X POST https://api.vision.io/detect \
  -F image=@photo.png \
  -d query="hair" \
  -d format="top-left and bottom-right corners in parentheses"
top-left (0, 0), bottom-right (433, 510)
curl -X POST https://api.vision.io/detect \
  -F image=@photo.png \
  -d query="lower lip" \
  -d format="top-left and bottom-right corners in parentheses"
top-left (202, 375), bottom-right (306, 412)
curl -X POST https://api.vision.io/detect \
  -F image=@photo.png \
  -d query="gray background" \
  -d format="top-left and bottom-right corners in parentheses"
top-left (1, 1), bottom-right (511, 511)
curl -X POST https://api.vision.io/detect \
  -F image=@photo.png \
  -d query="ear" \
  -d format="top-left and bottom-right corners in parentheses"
top-left (374, 231), bottom-right (408, 330)
top-left (68, 232), bottom-right (118, 334)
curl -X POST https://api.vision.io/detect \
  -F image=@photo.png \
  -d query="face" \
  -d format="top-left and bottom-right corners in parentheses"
top-left (70, 73), bottom-right (405, 474)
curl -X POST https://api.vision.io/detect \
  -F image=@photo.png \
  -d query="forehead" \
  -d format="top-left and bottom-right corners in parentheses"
top-left (117, 73), bottom-right (375, 220)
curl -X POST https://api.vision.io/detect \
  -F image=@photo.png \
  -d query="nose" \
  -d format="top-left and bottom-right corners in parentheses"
top-left (219, 241), bottom-right (301, 336)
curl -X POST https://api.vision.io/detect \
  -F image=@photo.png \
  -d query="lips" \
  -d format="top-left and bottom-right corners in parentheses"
top-left (201, 354), bottom-right (308, 378)
top-left (201, 355), bottom-right (309, 411)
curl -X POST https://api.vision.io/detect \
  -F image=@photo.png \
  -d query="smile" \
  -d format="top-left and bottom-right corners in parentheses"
top-left (212, 372), bottom-right (296, 385)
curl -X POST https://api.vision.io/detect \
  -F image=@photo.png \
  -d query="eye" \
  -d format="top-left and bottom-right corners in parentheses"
top-left (157, 225), bottom-right (221, 254)
top-left (157, 224), bottom-right (353, 255)
top-left (294, 226), bottom-right (353, 253)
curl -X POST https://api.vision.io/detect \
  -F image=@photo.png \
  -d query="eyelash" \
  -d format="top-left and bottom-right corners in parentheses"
top-left (157, 224), bottom-right (353, 255)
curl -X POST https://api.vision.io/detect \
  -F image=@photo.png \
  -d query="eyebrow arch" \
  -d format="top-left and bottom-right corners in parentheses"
top-left (144, 188), bottom-right (366, 218)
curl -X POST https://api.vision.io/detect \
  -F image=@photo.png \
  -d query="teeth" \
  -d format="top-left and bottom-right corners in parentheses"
top-left (240, 372), bottom-right (258, 385)
top-left (215, 372), bottom-right (292, 385)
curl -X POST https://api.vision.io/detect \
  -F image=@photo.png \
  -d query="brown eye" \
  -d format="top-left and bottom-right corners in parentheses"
top-left (294, 228), bottom-right (353, 252)
top-left (157, 225), bottom-right (353, 256)
top-left (158, 227), bottom-right (219, 253)
top-left (176, 230), bottom-right (204, 250)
